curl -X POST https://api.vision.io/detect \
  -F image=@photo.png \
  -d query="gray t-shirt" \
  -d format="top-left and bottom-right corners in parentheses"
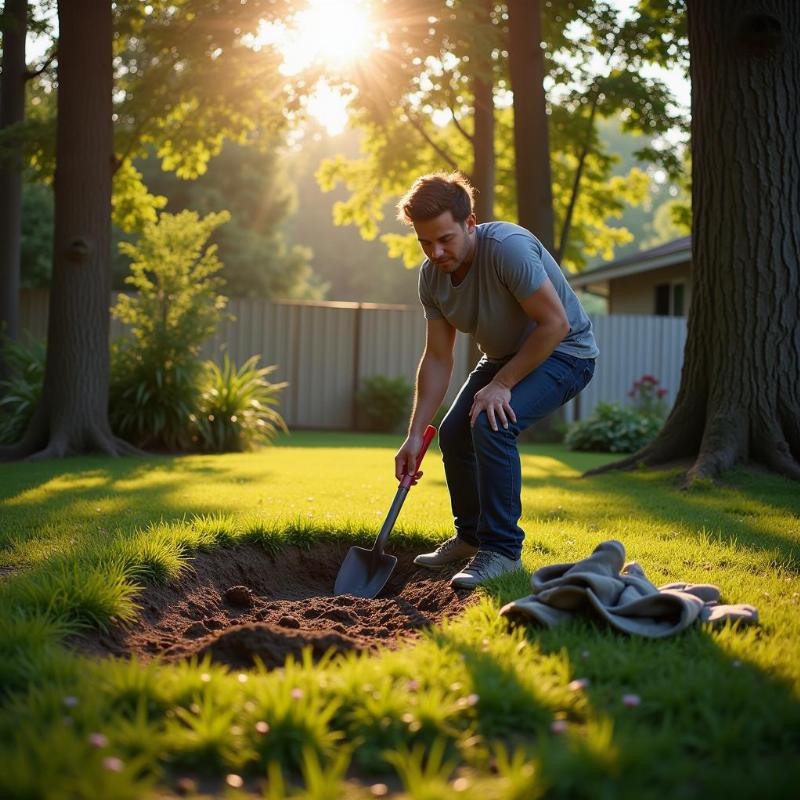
top-left (418, 221), bottom-right (599, 361)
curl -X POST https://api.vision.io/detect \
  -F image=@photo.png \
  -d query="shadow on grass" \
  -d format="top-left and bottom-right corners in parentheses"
top-left (431, 609), bottom-right (800, 797)
top-left (516, 457), bottom-right (800, 569)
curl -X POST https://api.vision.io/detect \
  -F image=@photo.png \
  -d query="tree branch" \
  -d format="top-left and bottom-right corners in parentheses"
top-left (402, 105), bottom-right (460, 171)
top-left (24, 50), bottom-right (56, 82)
top-left (447, 101), bottom-right (474, 145)
top-left (555, 89), bottom-right (601, 263)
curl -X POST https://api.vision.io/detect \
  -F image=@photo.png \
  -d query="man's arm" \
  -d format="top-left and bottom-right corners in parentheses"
top-left (469, 277), bottom-right (569, 430)
top-left (395, 317), bottom-right (456, 481)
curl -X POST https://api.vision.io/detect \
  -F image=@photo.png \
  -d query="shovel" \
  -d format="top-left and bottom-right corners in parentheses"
top-left (334, 424), bottom-right (437, 599)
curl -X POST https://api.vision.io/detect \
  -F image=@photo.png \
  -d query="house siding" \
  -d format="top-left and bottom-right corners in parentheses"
top-left (608, 262), bottom-right (692, 315)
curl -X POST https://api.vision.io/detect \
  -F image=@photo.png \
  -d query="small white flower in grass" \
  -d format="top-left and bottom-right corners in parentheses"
top-left (449, 681), bottom-right (463, 692)
top-left (255, 721), bottom-right (270, 735)
top-left (88, 733), bottom-right (108, 748)
top-left (63, 696), bottom-right (78, 708)
top-left (103, 757), bottom-right (124, 772)
top-left (200, 672), bottom-right (211, 683)
top-left (453, 777), bottom-right (471, 792)
top-left (550, 719), bottom-right (568, 734)
top-left (230, 725), bottom-right (243, 736)
top-left (237, 673), bottom-right (248, 683)
top-left (291, 688), bottom-right (304, 700)
top-left (622, 693), bottom-right (641, 708)
top-left (568, 678), bottom-right (589, 692)
top-left (370, 784), bottom-right (389, 797)
top-left (457, 693), bottom-right (480, 709)
top-left (225, 774), bottom-right (244, 788)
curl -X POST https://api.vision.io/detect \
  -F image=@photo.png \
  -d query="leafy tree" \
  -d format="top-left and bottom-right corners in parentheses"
top-left (283, 125), bottom-right (419, 303)
top-left (20, 181), bottom-right (53, 287)
top-left (1, 0), bottom-right (298, 459)
top-left (591, 0), bottom-right (800, 483)
top-left (110, 210), bottom-right (229, 450)
top-left (315, 0), bottom-right (682, 274)
top-left (137, 140), bottom-right (324, 299)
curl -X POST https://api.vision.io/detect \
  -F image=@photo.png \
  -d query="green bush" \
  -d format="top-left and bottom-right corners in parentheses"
top-left (565, 402), bottom-right (663, 453)
top-left (0, 337), bottom-right (46, 444)
top-left (109, 210), bottom-right (230, 450)
top-left (193, 355), bottom-right (288, 452)
top-left (356, 375), bottom-right (412, 433)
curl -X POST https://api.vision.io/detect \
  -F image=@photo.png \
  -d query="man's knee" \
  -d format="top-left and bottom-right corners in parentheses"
top-left (470, 412), bottom-right (518, 448)
top-left (438, 408), bottom-right (469, 456)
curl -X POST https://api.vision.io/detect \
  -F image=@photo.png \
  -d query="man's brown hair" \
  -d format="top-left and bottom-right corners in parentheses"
top-left (396, 171), bottom-right (475, 225)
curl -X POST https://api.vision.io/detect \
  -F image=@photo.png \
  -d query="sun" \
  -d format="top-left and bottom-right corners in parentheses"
top-left (260, 0), bottom-right (377, 76)
top-left (252, 0), bottom-right (378, 134)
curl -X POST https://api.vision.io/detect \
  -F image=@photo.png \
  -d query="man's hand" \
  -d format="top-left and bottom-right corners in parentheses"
top-left (395, 433), bottom-right (425, 483)
top-left (470, 380), bottom-right (517, 431)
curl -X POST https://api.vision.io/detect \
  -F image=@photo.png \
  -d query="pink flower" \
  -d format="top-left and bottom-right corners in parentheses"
top-left (88, 733), bottom-right (108, 748)
top-left (103, 757), bottom-right (124, 772)
top-left (622, 693), bottom-right (641, 708)
top-left (568, 678), bottom-right (589, 692)
top-left (550, 719), bottom-right (569, 734)
top-left (290, 688), bottom-right (304, 700)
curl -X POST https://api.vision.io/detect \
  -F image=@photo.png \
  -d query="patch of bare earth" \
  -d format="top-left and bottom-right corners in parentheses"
top-left (67, 542), bottom-right (476, 669)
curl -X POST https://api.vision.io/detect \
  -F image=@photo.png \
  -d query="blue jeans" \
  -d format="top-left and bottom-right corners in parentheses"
top-left (438, 351), bottom-right (595, 560)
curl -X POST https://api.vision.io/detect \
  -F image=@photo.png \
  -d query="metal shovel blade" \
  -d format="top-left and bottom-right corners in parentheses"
top-left (333, 546), bottom-right (398, 599)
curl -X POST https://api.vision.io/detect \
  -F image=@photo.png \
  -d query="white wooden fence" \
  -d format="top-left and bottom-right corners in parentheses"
top-left (19, 289), bottom-right (687, 429)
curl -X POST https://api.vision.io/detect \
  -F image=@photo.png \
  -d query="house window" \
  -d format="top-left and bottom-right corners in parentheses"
top-left (654, 281), bottom-right (686, 317)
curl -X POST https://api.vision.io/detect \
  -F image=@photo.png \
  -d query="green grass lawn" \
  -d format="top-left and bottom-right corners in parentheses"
top-left (1, 431), bottom-right (799, 798)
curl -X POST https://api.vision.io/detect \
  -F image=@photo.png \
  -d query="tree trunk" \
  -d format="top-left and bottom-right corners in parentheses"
top-left (0, 0), bottom-right (27, 380)
top-left (507, 0), bottom-right (555, 252)
top-left (588, 0), bottom-right (800, 484)
top-left (472, 71), bottom-right (495, 224)
top-left (1, 0), bottom-right (137, 459)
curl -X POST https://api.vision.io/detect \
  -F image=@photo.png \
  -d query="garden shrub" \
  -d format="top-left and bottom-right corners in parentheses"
top-left (193, 354), bottom-right (288, 452)
top-left (109, 210), bottom-right (230, 450)
top-left (565, 402), bottom-right (663, 453)
top-left (356, 375), bottom-right (413, 432)
top-left (0, 337), bottom-right (46, 444)
top-left (566, 374), bottom-right (670, 453)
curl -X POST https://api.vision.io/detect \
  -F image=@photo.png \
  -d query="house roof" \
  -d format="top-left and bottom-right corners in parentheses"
top-left (568, 235), bottom-right (691, 289)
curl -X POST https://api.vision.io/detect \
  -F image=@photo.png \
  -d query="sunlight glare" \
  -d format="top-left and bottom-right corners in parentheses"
top-left (275, 0), bottom-right (376, 75)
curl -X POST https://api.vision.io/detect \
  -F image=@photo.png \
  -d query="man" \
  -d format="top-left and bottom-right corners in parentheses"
top-left (394, 172), bottom-right (599, 589)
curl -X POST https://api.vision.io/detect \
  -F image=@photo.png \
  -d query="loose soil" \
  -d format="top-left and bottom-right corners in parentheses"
top-left (68, 542), bottom-right (476, 670)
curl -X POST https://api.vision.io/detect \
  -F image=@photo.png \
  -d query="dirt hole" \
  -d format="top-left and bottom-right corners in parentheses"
top-left (68, 542), bottom-right (476, 670)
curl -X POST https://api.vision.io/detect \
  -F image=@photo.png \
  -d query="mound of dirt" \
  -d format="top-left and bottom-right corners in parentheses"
top-left (68, 541), bottom-right (476, 669)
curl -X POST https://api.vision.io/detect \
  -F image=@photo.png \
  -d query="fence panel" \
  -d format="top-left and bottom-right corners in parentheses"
top-left (565, 314), bottom-right (687, 422)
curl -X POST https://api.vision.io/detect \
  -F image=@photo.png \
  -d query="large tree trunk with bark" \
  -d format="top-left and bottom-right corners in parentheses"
top-left (0, 0), bottom-right (27, 380)
top-left (589, 0), bottom-right (800, 484)
top-left (507, 0), bottom-right (555, 252)
top-left (1, 0), bottom-right (137, 460)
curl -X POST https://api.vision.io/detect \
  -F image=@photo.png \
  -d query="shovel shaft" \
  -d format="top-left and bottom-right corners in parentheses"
top-left (372, 424), bottom-right (437, 558)
top-left (372, 485), bottom-right (410, 557)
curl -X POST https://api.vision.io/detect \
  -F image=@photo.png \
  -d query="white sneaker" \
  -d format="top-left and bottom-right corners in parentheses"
top-left (413, 535), bottom-right (479, 569)
top-left (450, 550), bottom-right (522, 589)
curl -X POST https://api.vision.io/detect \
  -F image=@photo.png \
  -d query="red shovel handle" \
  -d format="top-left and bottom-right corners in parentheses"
top-left (400, 424), bottom-right (437, 489)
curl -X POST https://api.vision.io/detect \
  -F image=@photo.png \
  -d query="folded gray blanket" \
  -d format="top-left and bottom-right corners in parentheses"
top-left (499, 540), bottom-right (758, 638)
